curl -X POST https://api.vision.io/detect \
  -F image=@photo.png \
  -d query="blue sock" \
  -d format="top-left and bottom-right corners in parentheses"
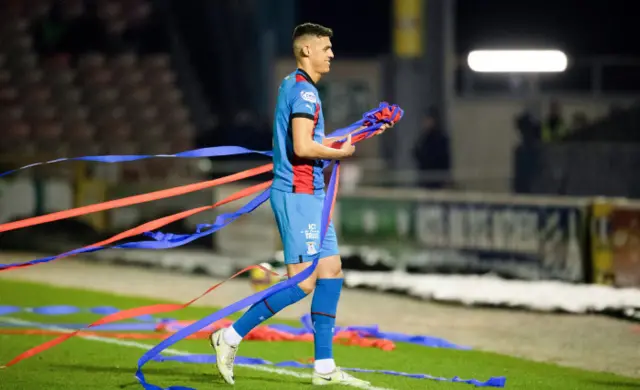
top-left (232, 284), bottom-right (308, 337)
top-left (311, 278), bottom-right (343, 361)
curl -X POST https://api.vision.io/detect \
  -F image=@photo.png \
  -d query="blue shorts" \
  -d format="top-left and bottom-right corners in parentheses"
top-left (270, 188), bottom-right (339, 264)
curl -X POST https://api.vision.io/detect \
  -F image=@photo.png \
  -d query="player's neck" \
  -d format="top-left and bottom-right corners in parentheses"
top-left (297, 64), bottom-right (322, 84)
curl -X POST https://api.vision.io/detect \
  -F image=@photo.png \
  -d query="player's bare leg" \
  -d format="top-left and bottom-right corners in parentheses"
top-left (286, 260), bottom-right (319, 294)
top-left (210, 264), bottom-right (314, 384)
top-left (210, 261), bottom-right (316, 384)
top-left (311, 255), bottom-right (370, 386)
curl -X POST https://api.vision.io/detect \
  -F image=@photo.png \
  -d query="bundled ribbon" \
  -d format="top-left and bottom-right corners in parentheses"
top-left (1, 103), bottom-right (411, 390)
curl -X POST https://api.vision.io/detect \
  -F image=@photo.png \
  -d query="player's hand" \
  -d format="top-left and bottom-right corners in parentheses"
top-left (339, 134), bottom-right (356, 157)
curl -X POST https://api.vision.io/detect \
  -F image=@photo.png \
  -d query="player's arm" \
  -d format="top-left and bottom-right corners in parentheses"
top-left (292, 117), bottom-right (354, 159)
top-left (290, 87), bottom-right (354, 159)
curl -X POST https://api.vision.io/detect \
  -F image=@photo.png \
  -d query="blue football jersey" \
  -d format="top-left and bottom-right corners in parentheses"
top-left (271, 68), bottom-right (326, 194)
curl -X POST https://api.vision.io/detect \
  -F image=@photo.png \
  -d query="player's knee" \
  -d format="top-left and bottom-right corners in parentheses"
top-left (297, 276), bottom-right (317, 294)
top-left (322, 263), bottom-right (343, 278)
top-left (287, 262), bottom-right (317, 294)
top-left (326, 268), bottom-right (344, 279)
top-left (318, 255), bottom-right (343, 279)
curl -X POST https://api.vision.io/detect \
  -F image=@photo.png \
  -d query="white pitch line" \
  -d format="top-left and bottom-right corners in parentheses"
top-left (0, 317), bottom-right (392, 390)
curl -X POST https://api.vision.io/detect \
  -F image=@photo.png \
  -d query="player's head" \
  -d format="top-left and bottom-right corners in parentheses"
top-left (293, 23), bottom-right (334, 75)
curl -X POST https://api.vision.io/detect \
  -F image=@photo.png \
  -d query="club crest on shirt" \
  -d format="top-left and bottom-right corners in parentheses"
top-left (306, 241), bottom-right (318, 255)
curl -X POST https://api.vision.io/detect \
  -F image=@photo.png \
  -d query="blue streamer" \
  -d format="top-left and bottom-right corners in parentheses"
top-left (0, 102), bottom-right (399, 179)
top-left (0, 102), bottom-right (401, 179)
top-left (297, 313), bottom-right (471, 350)
top-left (0, 105), bottom-right (398, 270)
top-left (0, 102), bottom-right (405, 389)
top-left (0, 305), bottom-right (469, 351)
top-left (129, 105), bottom-right (406, 388)
top-left (133, 161), bottom-right (342, 390)
top-left (0, 146), bottom-right (272, 178)
top-left (0, 305), bottom-right (164, 322)
top-left (0, 306), bottom-right (20, 315)
top-left (89, 306), bottom-right (127, 315)
top-left (151, 354), bottom-right (505, 388)
top-left (30, 305), bottom-right (82, 315)
top-left (0, 322), bottom-right (160, 331)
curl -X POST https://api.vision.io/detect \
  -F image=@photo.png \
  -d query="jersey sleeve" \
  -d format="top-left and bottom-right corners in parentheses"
top-left (289, 85), bottom-right (318, 121)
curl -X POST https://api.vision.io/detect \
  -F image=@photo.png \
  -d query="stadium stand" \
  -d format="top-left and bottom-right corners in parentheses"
top-left (514, 99), bottom-right (640, 197)
top-left (565, 103), bottom-right (640, 143)
top-left (0, 0), bottom-right (196, 181)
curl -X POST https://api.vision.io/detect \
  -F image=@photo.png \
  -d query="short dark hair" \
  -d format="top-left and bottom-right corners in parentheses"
top-left (292, 23), bottom-right (333, 41)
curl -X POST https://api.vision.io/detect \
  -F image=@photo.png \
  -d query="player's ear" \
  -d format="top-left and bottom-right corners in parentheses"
top-left (302, 45), bottom-right (310, 57)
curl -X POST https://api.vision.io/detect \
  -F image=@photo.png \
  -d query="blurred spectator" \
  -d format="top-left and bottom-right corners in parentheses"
top-left (515, 105), bottom-right (541, 145)
top-left (541, 99), bottom-right (568, 142)
top-left (513, 106), bottom-right (541, 194)
top-left (412, 107), bottom-right (451, 189)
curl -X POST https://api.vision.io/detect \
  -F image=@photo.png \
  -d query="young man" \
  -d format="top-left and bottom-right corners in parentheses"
top-left (210, 22), bottom-right (386, 386)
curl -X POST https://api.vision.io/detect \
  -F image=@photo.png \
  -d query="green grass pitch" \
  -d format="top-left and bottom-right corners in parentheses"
top-left (0, 279), bottom-right (638, 389)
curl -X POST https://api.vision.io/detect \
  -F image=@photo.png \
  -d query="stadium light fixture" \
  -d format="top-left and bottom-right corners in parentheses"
top-left (467, 50), bottom-right (568, 73)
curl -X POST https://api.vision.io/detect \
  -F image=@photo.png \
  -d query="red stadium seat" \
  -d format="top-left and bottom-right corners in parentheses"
top-left (0, 0), bottom-right (200, 180)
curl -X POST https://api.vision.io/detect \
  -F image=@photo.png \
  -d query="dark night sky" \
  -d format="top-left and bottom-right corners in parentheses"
top-left (297, 0), bottom-right (640, 58)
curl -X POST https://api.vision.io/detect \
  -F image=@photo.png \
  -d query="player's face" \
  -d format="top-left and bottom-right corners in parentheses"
top-left (311, 36), bottom-right (334, 74)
